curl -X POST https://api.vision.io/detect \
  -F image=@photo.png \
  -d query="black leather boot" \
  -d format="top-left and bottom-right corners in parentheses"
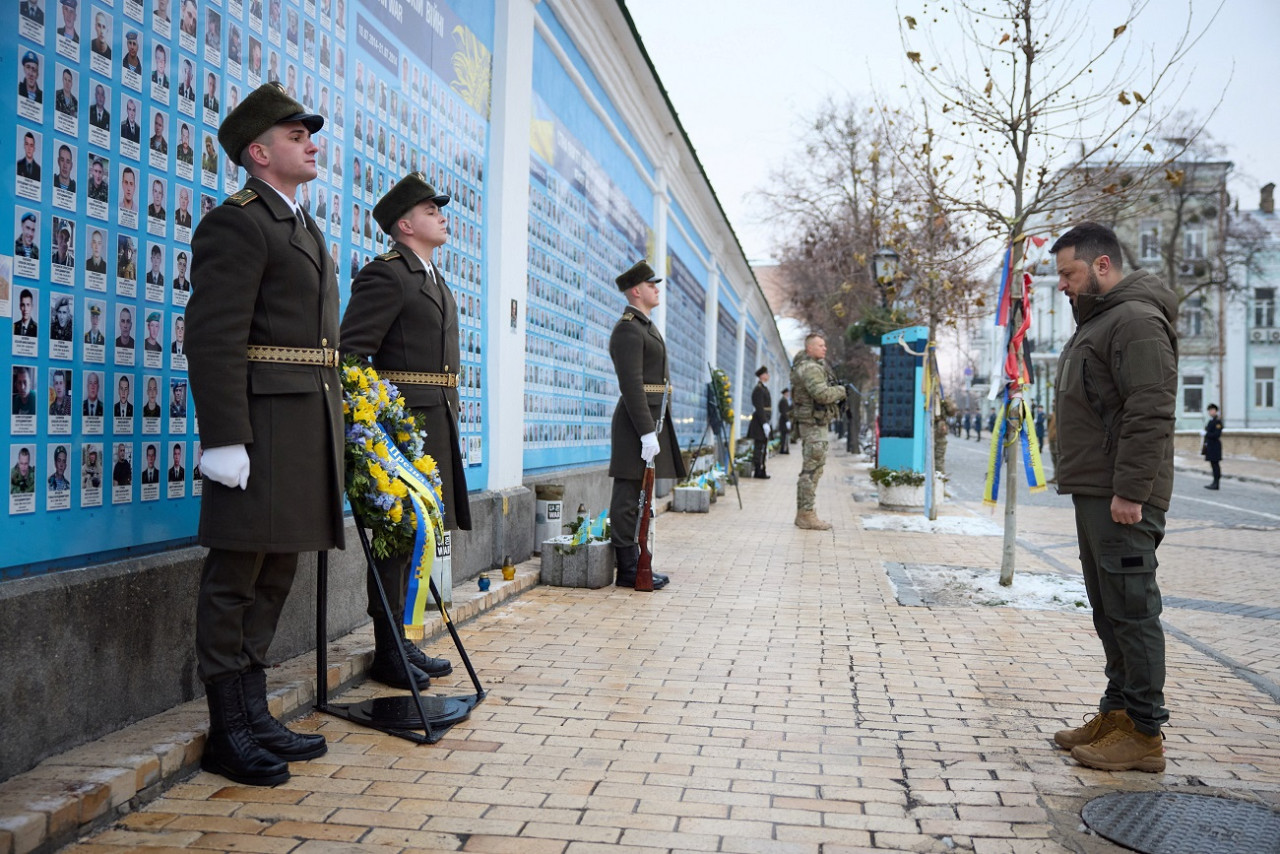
top-left (368, 617), bottom-right (431, 689)
top-left (399, 613), bottom-right (453, 678)
top-left (241, 668), bottom-right (327, 762)
top-left (201, 675), bottom-right (290, 786)
top-left (615, 545), bottom-right (668, 589)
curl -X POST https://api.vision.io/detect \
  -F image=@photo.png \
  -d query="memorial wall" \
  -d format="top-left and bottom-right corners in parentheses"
top-left (2, 0), bottom-right (787, 575)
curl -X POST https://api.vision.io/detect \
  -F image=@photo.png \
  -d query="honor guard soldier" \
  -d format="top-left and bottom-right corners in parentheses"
top-left (340, 172), bottom-right (468, 690)
top-left (186, 82), bottom-right (341, 787)
top-left (609, 261), bottom-right (686, 589)
top-left (748, 366), bottom-right (772, 478)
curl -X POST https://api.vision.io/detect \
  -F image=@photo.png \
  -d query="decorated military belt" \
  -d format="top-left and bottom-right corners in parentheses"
top-left (378, 369), bottom-right (459, 388)
top-left (643, 383), bottom-right (670, 394)
top-left (246, 344), bottom-right (341, 368)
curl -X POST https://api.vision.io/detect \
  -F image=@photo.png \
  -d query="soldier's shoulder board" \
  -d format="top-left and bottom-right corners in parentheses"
top-left (620, 312), bottom-right (635, 322)
top-left (224, 188), bottom-right (260, 207)
top-left (376, 250), bottom-right (401, 262)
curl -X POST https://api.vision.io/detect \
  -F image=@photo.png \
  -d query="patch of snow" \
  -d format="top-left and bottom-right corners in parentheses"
top-left (862, 514), bottom-right (1002, 536)
top-left (899, 563), bottom-right (1089, 612)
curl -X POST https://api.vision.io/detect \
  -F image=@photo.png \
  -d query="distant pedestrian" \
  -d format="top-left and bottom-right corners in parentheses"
top-left (973, 412), bottom-right (981, 442)
top-left (963, 412), bottom-right (972, 439)
top-left (1034, 404), bottom-right (1047, 452)
top-left (1202, 404), bottom-right (1222, 490)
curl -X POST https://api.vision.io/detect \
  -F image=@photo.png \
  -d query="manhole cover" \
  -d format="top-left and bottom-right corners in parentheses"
top-left (1082, 792), bottom-right (1280, 854)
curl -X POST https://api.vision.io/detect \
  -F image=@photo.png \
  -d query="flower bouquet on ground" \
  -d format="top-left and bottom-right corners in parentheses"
top-left (547, 507), bottom-right (609, 556)
top-left (340, 357), bottom-right (445, 584)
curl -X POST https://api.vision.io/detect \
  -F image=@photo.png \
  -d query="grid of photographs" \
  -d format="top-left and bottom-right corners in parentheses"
top-left (7, 0), bottom-right (493, 549)
top-left (716, 301), bottom-right (740, 407)
top-left (524, 98), bottom-right (651, 467)
top-left (663, 249), bottom-right (707, 445)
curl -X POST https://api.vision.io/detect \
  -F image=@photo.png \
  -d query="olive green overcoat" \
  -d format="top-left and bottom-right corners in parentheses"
top-left (608, 309), bottom-right (686, 482)
top-left (339, 243), bottom-right (471, 530)
top-left (186, 176), bottom-right (345, 552)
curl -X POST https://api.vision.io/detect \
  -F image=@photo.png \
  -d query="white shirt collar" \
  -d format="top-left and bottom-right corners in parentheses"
top-left (260, 181), bottom-right (301, 216)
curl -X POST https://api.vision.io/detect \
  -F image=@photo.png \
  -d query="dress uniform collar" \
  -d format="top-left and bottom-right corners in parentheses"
top-left (245, 176), bottom-right (323, 271)
top-left (622, 308), bottom-right (652, 326)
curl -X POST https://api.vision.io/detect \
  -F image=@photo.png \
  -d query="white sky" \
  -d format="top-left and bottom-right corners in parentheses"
top-left (627, 0), bottom-right (1280, 266)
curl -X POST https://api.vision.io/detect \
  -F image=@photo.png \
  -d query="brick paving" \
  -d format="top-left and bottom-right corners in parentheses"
top-left (4, 445), bottom-right (1280, 853)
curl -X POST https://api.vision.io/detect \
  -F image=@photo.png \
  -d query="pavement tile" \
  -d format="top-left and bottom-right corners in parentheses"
top-left (15, 448), bottom-right (1280, 853)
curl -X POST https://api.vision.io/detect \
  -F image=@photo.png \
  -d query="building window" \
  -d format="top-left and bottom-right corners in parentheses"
top-left (1140, 219), bottom-right (1162, 262)
top-left (1256, 367), bottom-right (1276, 410)
top-left (1256, 288), bottom-right (1276, 328)
top-left (1182, 374), bottom-right (1204, 414)
top-left (1182, 227), bottom-right (1206, 261)
top-left (1181, 296), bottom-right (1203, 337)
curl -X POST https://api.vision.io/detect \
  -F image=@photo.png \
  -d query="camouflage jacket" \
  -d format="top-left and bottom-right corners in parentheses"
top-left (790, 353), bottom-right (845, 426)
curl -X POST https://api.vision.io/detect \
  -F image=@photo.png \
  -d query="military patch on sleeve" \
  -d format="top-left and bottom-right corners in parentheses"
top-left (224, 188), bottom-right (260, 206)
top-left (621, 312), bottom-right (634, 322)
top-left (376, 250), bottom-right (401, 262)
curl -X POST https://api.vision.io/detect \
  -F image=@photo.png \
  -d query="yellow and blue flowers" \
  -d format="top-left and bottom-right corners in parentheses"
top-left (341, 359), bottom-right (444, 562)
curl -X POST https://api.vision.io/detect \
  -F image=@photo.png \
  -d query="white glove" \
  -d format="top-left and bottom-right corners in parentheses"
top-left (763, 423), bottom-right (771, 438)
top-left (640, 431), bottom-right (660, 464)
top-left (201, 444), bottom-right (251, 489)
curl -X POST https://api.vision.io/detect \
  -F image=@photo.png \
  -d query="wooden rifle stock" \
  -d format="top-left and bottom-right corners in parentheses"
top-left (632, 381), bottom-right (668, 592)
top-left (634, 463), bottom-right (656, 591)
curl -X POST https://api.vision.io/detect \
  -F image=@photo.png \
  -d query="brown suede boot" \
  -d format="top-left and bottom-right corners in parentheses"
top-left (1070, 711), bottom-right (1165, 773)
top-left (1053, 709), bottom-right (1124, 750)
top-left (795, 511), bottom-right (832, 530)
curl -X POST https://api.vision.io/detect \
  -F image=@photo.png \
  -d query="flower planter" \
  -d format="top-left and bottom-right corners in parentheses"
top-left (540, 537), bottom-right (614, 588)
top-left (672, 486), bottom-right (710, 513)
top-left (877, 482), bottom-right (926, 511)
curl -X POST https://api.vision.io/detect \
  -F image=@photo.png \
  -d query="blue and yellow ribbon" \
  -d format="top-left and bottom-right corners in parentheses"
top-left (373, 422), bottom-right (446, 639)
top-left (983, 393), bottom-right (1047, 505)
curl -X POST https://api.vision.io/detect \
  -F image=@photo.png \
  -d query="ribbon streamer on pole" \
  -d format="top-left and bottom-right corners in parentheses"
top-left (983, 390), bottom-right (1046, 504)
top-left (983, 235), bottom-right (1048, 504)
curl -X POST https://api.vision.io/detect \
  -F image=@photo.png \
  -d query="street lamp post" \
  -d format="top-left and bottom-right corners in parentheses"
top-left (872, 246), bottom-right (900, 308)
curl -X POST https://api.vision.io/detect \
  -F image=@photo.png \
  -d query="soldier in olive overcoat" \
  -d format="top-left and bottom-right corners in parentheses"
top-left (609, 260), bottom-right (687, 589)
top-left (747, 366), bottom-right (772, 478)
top-left (340, 172), bottom-right (468, 690)
top-left (185, 83), bottom-right (339, 788)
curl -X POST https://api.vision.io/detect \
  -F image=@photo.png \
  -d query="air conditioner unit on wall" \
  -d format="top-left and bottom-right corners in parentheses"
top-left (1271, 330), bottom-right (1280, 342)
top-left (1252, 330), bottom-right (1265, 341)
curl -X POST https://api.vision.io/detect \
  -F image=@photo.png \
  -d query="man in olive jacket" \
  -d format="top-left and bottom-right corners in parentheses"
top-left (186, 83), bottom-right (339, 788)
top-left (340, 172), bottom-right (466, 690)
top-left (747, 366), bottom-right (772, 478)
top-left (609, 260), bottom-right (686, 589)
top-left (1049, 222), bottom-right (1177, 774)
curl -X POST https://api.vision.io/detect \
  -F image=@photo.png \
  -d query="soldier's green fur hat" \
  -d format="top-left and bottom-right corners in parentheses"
top-left (373, 172), bottom-right (450, 234)
top-left (615, 260), bottom-right (661, 291)
top-left (217, 82), bottom-right (323, 163)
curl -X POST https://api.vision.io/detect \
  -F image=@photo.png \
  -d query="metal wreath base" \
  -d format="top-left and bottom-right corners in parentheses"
top-left (313, 513), bottom-right (486, 744)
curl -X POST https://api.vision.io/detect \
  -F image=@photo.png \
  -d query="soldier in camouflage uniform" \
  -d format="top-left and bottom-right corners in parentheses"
top-left (790, 333), bottom-right (846, 530)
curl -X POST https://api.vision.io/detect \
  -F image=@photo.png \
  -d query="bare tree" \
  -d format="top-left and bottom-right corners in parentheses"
top-left (766, 99), bottom-right (987, 389)
top-left (896, 0), bottom-right (1222, 582)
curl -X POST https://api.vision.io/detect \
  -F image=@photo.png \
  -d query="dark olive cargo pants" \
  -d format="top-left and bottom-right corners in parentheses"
top-left (1072, 495), bottom-right (1168, 736)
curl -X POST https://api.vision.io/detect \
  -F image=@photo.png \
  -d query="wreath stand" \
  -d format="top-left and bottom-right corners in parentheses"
top-left (314, 513), bottom-right (486, 743)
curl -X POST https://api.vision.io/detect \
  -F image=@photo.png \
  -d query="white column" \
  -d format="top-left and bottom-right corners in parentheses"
top-left (483, 0), bottom-right (537, 489)
top-left (704, 261), bottom-right (720, 367)
top-left (651, 168), bottom-right (670, 340)
top-left (734, 303), bottom-right (748, 436)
